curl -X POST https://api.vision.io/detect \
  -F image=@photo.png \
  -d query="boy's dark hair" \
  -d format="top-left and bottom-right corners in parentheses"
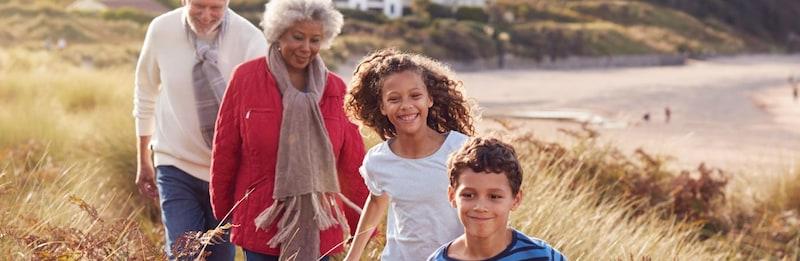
top-left (448, 137), bottom-right (523, 196)
top-left (345, 48), bottom-right (475, 140)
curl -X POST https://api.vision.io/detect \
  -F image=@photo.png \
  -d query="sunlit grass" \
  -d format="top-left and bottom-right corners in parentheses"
top-left (0, 48), bottom-right (160, 258)
top-left (4, 46), bottom-right (798, 258)
top-left (2, 1), bottom-right (800, 257)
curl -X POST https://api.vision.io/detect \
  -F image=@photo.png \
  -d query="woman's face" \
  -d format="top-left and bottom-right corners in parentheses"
top-left (277, 20), bottom-right (323, 72)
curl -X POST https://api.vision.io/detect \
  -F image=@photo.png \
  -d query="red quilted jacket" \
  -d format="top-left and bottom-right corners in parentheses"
top-left (210, 57), bottom-right (369, 255)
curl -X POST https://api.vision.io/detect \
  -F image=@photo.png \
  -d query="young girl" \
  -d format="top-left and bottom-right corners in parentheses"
top-left (344, 49), bottom-right (475, 261)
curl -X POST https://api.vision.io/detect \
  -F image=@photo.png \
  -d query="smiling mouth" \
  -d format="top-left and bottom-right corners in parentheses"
top-left (397, 113), bottom-right (419, 122)
top-left (468, 216), bottom-right (493, 222)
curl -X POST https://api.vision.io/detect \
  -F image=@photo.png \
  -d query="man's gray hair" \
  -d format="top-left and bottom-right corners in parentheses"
top-left (261, 0), bottom-right (344, 49)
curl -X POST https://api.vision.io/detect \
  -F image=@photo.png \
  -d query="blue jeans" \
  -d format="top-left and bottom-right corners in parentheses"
top-left (243, 249), bottom-right (330, 261)
top-left (156, 165), bottom-right (235, 260)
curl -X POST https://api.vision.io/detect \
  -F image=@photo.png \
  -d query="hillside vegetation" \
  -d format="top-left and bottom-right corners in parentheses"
top-left (2, 1), bottom-right (800, 258)
top-left (3, 0), bottom-right (799, 68)
top-left (2, 48), bottom-right (799, 258)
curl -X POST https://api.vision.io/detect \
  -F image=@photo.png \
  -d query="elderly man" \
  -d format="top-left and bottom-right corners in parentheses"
top-left (132, 0), bottom-right (267, 259)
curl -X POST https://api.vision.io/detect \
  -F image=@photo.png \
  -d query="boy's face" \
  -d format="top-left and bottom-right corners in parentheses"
top-left (379, 70), bottom-right (434, 137)
top-left (449, 169), bottom-right (522, 239)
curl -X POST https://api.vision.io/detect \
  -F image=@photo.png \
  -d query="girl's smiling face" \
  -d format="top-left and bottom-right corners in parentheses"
top-left (379, 70), bottom-right (433, 136)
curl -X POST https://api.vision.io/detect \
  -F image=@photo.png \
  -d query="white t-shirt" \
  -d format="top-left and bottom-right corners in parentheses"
top-left (360, 131), bottom-right (468, 261)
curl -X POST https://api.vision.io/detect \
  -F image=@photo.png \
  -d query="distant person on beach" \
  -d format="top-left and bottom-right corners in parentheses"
top-left (56, 37), bottom-right (66, 50)
top-left (132, 0), bottom-right (267, 259)
top-left (643, 112), bottom-right (651, 122)
top-left (791, 76), bottom-right (798, 102)
top-left (209, 0), bottom-right (369, 260)
top-left (428, 137), bottom-right (566, 261)
top-left (344, 49), bottom-right (475, 261)
top-left (665, 106), bottom-right (671, 123)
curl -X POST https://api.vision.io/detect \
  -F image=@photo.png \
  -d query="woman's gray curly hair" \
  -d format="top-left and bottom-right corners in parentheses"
top-left (260, 0), bottom-right (344, 49)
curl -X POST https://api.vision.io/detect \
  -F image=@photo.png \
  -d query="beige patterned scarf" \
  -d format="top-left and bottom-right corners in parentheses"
top-left (254, 45), bottom-right (349, 260)
top-left (184, 9), bottom-right (229, 148)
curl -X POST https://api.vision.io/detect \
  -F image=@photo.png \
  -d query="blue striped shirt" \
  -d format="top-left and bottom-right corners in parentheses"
top-left (428, 229), bottom-right (567, 261)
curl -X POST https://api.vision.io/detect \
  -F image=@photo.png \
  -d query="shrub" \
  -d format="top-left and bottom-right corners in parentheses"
top-left (455, 6), bottom-right (488, 23)
top-left (427, 2), bottom-right (453, 19)
top-left (428, 20), bottom-right (495, 62)
top-left (101, 8), bottom-right (154, 24)
top-left (340, 8), bottom-right (388, 24)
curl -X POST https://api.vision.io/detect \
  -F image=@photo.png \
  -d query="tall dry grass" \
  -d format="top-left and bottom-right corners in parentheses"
top-left (502, 133), bottom-right (730, 259)
top-left (351, 128), bottom-right (733, 260)
top-left (0, 48), bottom-right (163, 258)
top-left (2, 47), bottom-right (799, 259)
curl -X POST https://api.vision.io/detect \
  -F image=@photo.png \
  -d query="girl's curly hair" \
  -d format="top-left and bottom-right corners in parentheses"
top-left (346, 48), bottom-right (475, 140)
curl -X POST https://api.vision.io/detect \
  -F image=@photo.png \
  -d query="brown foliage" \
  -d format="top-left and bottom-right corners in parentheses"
top-left (669, 163), bottom-right (728, 221)
top-left (171, 223), bottom-right (236, 260)
top-left (2, 195), bottom-right (163, 260)
top-left (491, 119), bottom-right (800, 257)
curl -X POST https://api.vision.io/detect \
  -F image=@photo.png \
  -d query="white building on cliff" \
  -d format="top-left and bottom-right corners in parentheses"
top-left (333, 0), bottom-right (487, 19)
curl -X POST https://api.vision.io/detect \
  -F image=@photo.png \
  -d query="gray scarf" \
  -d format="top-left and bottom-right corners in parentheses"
top-left (185, 9), bottom-right (229, 148)
top-left (254, 45), bottom-right (349, 260)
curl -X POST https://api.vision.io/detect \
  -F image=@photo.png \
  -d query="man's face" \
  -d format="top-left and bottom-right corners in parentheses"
top-left (186, 0), bottom-right (227, 35)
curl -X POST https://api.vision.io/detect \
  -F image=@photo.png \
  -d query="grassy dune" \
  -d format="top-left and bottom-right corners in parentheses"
top-left (2, 1), bottom-right (799, 259)
top-left (2, 48), bottom-right (799, 259)
top-left (0, 48), bottom-right (164, 258)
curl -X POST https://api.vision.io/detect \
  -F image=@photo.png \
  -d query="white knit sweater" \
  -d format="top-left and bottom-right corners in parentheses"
top-left (133, 7), bottom-right (267, 181)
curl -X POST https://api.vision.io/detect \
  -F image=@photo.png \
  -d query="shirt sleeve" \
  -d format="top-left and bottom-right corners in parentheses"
top-left (132, 20), bottom-right (162, 136)
top-left (359, 155), bottom-right (384, 196)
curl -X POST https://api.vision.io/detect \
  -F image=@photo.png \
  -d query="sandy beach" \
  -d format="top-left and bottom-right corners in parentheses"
top-left (460, 55), bottom-right (800, 172)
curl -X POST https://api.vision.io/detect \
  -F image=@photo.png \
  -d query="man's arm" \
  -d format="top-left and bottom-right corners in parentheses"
top-left (133, 19), bottom-right (162, 199)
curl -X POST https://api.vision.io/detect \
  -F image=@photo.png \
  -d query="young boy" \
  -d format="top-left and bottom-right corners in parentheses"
top-left (429, 137), bottom-right (567, 261)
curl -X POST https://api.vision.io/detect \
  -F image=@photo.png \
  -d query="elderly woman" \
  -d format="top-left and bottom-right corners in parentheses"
top-left (209, 0), bottom-right (369, 260)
